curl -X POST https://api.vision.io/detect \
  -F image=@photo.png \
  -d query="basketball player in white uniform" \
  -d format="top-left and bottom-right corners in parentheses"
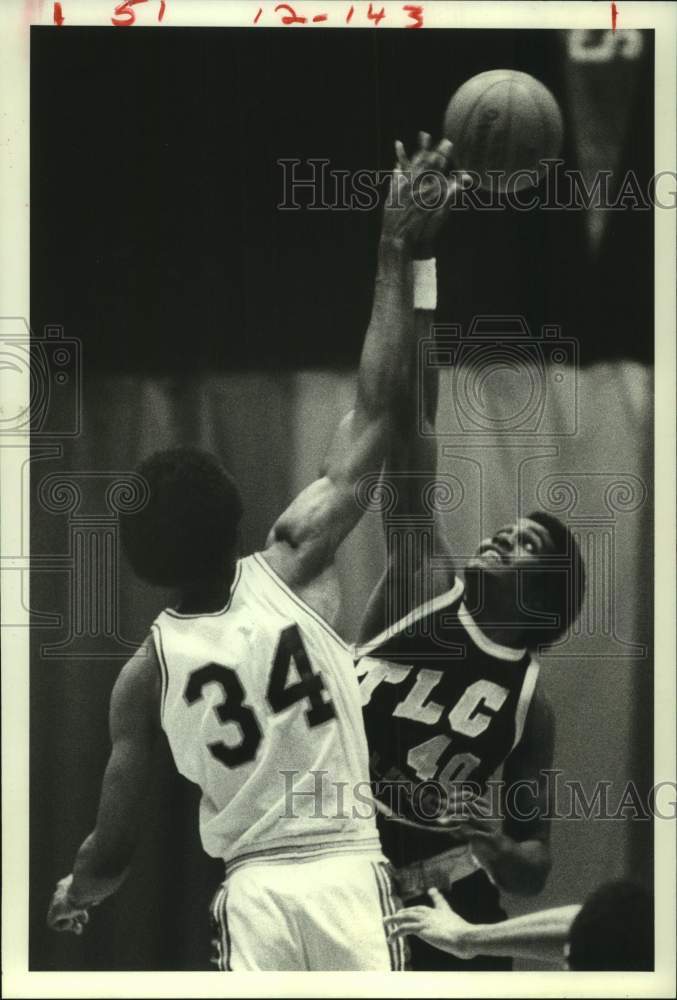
top-left (46, 137), bottom-right (466, 971)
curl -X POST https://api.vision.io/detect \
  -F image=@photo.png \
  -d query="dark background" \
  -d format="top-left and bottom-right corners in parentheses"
top-left (32, 27), bottom-right (653, 373)
top-left (30, 26), bottom-right (654, 972)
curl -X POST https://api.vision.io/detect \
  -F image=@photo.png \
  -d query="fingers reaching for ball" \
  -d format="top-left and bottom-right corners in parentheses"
top-left (384, 131), bottom-right (472, 252)
top-left (394, 139), bottom-right (409, 171)
top-left (394, 133), bottom-right (453, 174)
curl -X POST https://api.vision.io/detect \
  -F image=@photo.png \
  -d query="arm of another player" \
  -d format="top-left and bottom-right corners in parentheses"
top-left (358, 308), bottom-right (452, 641)
top-left (264, 138), bottom-right (455, 587)
top-left (384, 888), bottom-right (580, 965)
top-left (360, 135), bottom-right (463, 641)
top-left (460, 682), bottom-right (555, 896)
top-left (46, 638), bottom-right (161, 932)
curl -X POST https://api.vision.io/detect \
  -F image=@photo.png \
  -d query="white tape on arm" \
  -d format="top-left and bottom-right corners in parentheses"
top-left (413, 257), bottom-right (437, 311)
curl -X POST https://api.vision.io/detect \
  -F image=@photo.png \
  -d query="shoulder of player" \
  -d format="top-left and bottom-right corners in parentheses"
top-left (263, 472), bottom-right (353, 586)
top-left (258, 535), bottom-right (335, 592)
top-left (528, 675), bottom-right (554, 723)
top-left (258, 537), bottom-right (297, 582)
top-left (383, 554), bottom-right (456, 591)
top-left (250, 545), bottom-right (344, 643)
top-left (519, 674), bottom-right (555, 748)
top-left (356, 573), bottom-right (463, 656)
top-left (110, 636), bottom-right (161, 730)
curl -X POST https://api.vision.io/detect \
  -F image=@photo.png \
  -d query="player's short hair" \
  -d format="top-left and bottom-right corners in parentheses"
top-left (120, 447), bottom-right (243, 587)
top-left (522, 510), bottom-right (585, 650)
top-left (568, 880), bottom-right (653, 971)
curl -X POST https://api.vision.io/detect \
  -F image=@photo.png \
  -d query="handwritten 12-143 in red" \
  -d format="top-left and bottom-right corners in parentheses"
top-left (254, 4), bottom-right (425, 28)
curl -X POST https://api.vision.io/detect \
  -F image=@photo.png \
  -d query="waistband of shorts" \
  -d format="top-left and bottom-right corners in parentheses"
top-left (223, 837), bottom-right (386, 878)
top-left (392, 843), bottom-right (482, 901)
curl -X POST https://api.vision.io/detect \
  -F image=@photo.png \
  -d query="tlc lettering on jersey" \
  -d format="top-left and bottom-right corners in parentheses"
top-left (354, 588), bottom-right (540, 846)
top-left (358, 657), bottom-right (509, 785)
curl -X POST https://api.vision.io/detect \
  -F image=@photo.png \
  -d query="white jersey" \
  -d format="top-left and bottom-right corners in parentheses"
top-left (151, 553), bottom-right (382, 871)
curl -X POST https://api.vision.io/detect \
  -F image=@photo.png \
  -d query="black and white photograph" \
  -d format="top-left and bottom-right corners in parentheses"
top-left (1, 1), bottom-right (675, 996)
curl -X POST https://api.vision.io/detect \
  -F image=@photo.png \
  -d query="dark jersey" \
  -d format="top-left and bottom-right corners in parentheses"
top-left (355, 577), bottom-right (540, 869)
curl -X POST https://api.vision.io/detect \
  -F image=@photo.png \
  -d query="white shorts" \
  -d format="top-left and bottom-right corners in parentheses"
top-left (209, 853), bottom-right (407, 971)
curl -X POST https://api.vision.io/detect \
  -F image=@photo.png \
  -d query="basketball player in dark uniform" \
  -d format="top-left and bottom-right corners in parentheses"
top-left (356, 135), bottom-right (585, 971)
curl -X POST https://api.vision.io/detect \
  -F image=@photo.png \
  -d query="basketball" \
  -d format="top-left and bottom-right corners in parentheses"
top-left (443, 69), bottom-right (563, 191)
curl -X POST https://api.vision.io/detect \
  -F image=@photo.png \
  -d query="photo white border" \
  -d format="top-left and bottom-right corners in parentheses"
top-left (1, 2), bottom-right (675, 997)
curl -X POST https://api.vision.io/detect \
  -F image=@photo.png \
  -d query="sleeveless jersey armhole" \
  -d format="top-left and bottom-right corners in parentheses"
top-left (511, 659), bottom-right (540, 752)
top-left (150, 623), bottom-right (170, 727)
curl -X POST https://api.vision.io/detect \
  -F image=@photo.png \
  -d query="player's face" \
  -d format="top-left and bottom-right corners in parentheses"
top-left (468, 518), bottom-right (554, 574)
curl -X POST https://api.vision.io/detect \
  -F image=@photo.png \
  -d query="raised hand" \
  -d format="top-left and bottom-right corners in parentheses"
top-left (381, 131), bottom-right (470, 255)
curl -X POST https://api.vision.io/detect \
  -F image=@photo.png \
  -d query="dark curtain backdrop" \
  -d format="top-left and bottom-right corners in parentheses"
top-left (30, 361), bottom-right (652, 971)
top-left (31, 27), bottom-right (654, 372)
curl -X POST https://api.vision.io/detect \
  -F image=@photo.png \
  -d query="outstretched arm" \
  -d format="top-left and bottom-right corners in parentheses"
top-left (360, 136), bottom-right (463, 641)
top-left (47, 639), bottom-right (161, 933)
top-left (384, 887), bottom-right (579, 965)
top-left (265, 234), bottom-right (411, 588)
top-left (265, 138), bottom-right (460, 589)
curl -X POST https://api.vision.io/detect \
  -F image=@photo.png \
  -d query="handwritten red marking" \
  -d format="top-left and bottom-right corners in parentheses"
top-left (367, 3), bottom-right (385, 25)
top-left (312, 13), bottom-right (328, 21)
top-left (111, 0), bottom-right (147, 27)
top-left (611, 2), bottom-right (618, 31)
top-left (158, 0), bottom-right (166, 21)
top-left (254, 6), bottom-right (263, 22)
top-left (403, 4), bottom-right (424, 28)
top-left (346, 4), bottom-right (354, 22)
top-left (53, 1), bottom-right (65, 25)
top-left (274, 3), bottom-right (307, 23)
